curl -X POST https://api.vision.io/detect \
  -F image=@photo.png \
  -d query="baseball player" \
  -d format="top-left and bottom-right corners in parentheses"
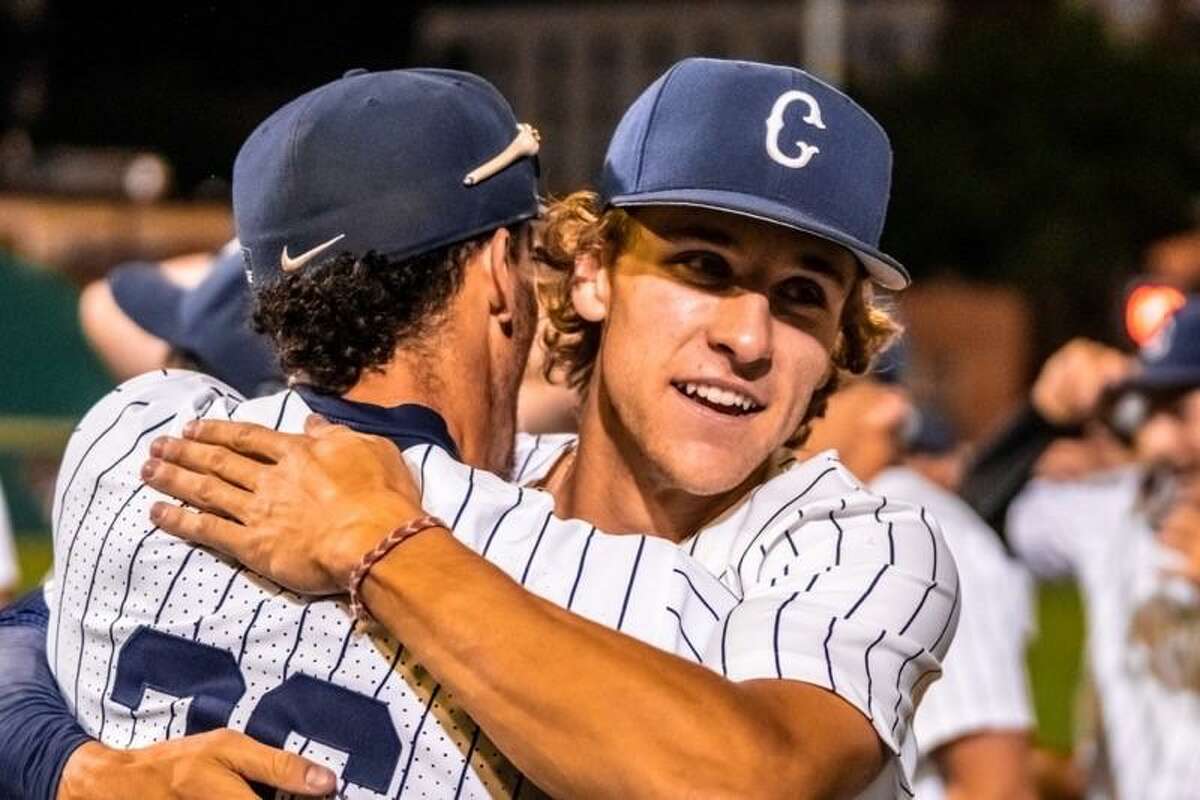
top-left (1005, 298), bottom-right (1200, 798)
top-left (138, 59), bottom-right (956, 798)
top-left (1, 60), bottom-right (957, 799)
top-left (804, 373), bottom-right (1037, 799)
top-left (83, 243), bottom-right (282, 398)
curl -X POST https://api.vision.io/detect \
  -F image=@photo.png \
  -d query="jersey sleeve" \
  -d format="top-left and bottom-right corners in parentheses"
top-left (705, 482), bottom-right (960, 781)
top-left (0, 481), bottom-right (20, 591)
top-left (1006, 471), bottom-right (1137, 580)
top-left (874, 468), bottom-right (1036, 753)
top-left (0, 589), bottom-right (93, 800)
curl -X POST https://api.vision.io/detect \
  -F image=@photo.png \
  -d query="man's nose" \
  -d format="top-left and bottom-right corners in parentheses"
top-left (707, 292), bottom-right (773, 377)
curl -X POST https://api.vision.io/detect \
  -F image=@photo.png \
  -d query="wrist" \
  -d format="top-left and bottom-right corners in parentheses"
top-left (329, 493), bottom-right (423, 587)
top-left (57, 742), bottom-right (131, 800)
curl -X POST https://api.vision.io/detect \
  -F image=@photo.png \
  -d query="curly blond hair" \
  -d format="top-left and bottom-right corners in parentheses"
top-left (534, 191), bottom-right (901, 447)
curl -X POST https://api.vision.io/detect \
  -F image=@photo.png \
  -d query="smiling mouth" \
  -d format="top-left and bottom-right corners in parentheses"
top-left (672, 381), bottom-right (764, 417)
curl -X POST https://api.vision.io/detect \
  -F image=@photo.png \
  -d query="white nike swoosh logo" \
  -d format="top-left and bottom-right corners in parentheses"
top-left (280, 233), bottom-right (346, 273)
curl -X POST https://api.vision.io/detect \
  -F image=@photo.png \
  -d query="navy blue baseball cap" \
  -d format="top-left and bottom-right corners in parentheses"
top-left (600, 58), bottom-right (908, 290)
top-left (1125, 295), bottom-right (1200, 392)
top-left (235, 68), bottom-right (541, 287)
top-left (109, 249), bottom-right (282, 397)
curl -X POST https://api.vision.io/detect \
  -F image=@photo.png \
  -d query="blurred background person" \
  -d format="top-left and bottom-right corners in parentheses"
top-left (78, 242), bottom-right (282, 398)
top-left (803, 353), bottom-right (1039, 800)
top-left (1006, 298), bottom-right (1200, 799)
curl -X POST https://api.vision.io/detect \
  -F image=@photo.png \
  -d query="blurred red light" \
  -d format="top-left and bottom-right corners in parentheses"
top-left (1125, 284), bottom-right (1186, 345)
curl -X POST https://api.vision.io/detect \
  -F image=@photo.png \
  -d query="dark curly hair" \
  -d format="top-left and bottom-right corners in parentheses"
top-left (253, 226), bottom-right (527, 394)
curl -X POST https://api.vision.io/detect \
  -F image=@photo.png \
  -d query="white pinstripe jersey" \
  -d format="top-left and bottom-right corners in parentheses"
top-left (516, 438), bottom-right (962, 798)
top-left (871, 467), bottom-right (1034, 800)
top-left (49, 371), bottom-right (958, 799)
top-left (1010, 470), bottom-right (1200, 800)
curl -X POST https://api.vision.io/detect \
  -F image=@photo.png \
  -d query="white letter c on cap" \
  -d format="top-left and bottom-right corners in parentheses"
top-left (765, 90), bottom-right (826, 169)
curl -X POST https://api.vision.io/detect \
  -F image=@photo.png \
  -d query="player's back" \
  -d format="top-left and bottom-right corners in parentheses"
top-left (47, 371), bottom-right (735, 798)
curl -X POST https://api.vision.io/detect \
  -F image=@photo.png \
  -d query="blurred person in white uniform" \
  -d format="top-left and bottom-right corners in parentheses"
top-left (1008, 297), bottom-right (1200, 799)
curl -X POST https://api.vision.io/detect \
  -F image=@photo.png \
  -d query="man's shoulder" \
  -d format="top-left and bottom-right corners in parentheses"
top-left (56, 373), bottom-right (308, 524)
top-left (70, 370), bottom-right (309, 441)
top-left (688, 451), bottom-right (954, 586)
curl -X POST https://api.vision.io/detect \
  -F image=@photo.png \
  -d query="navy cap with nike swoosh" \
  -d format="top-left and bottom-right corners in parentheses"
top-left (235, 68), bottom-right (541, 287)
top-left (600, 58), bottom-right (908, 290)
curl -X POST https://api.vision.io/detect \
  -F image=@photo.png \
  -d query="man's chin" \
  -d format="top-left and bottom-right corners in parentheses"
top-left (656, 442), bottom-right (770, 497)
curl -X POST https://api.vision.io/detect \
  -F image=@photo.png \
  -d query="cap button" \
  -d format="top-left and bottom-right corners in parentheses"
top-left (342, 68), bottom-right (369, 79)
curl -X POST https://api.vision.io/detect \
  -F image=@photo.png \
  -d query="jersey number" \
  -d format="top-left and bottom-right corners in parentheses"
top-left (112, 627), bottom-right (402, 795)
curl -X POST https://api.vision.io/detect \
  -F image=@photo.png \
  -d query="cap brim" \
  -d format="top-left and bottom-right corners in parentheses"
top-left (608, 188), bottom-right (910, 290)
top-left (1116, 366), bottom-right (1200, 395)
top-left (108, 262), bottom-right (188, 344)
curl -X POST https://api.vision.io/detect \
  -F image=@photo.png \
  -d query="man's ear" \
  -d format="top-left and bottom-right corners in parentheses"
top-left (571, 250), bottom-right (610, 323)
top-left (482, 227), bottom-right (517, 323)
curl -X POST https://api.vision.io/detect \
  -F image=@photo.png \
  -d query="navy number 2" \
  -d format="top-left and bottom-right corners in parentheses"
top-left (112, 627), bottom-right (402, 794)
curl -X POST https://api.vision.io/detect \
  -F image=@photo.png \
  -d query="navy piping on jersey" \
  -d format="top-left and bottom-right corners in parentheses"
top-left (568, 527), bottom-right (597, 610)
top-left (863, 628), bottom-right (888, 720)
top-left (671, 568), bottom-right (722, 619)
top-left (831, 499), bottom-right (846, 565)
top-left (890, 648), bottom-right (925, 736)
top-left (665, 607), bottom-right (703, 662)
top-left (282, 604), bottom-right (313, 680)
top-left (617, 536), bottom-right (648, 631)
top-left (72, 485), bottom-right (151, 709)
top-left (920, 507), bottom-right (938, 582)
top-left (53, 411), bottom-right (175, 677)
top-left (98, 526), bottom-right (160, 740)
top-left (483, 488), bottom-right (524, 558)
top-left (295, 385), bottom-right (460, 460)
top-left (395, 683), bottom-right (443, 797)
top-left (899, 582), bottom-right (938, 637)
top-left (773, 592), bottom-right (801, 678)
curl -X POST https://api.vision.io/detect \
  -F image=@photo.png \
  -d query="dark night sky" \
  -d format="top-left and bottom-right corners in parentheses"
top-left (4, 2), bottom-right (470, 195)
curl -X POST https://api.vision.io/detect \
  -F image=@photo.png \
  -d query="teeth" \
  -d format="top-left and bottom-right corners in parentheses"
top-left (680, 382), bottom-right (759, 412)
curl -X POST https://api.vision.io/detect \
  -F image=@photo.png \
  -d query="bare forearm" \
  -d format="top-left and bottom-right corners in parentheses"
top-left (362, 529), bottom-right (831, 798)
top-left (938, 732), bottom-right (1036, 800)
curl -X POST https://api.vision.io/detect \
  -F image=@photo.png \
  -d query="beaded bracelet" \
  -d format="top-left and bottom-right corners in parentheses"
top-left (347, 514), bottom-right (447, 626)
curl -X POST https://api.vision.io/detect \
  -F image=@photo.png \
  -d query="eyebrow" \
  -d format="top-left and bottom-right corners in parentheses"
top-left (654, 223), bottom-right (739, 249)
top-left (656, 220), bottom-right (855, 288)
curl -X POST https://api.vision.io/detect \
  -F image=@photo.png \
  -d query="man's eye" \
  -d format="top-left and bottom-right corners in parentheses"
top-left (776, 279), bottom-right (827, 307)
top-left (675, 252), bottom-right (731, 283)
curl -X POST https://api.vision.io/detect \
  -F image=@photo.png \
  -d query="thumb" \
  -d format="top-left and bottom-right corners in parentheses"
top-left (216, 731), bottom-right (337, 795)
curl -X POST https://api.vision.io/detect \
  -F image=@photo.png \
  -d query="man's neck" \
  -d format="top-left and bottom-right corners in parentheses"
top-left (555, 388), bottom-right (766, 543)
top-left (339, 346), bottom-right (491, 468)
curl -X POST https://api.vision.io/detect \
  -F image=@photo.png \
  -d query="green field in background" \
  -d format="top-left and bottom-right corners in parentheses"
top-left (14, 534), bottom-right (1087, 750)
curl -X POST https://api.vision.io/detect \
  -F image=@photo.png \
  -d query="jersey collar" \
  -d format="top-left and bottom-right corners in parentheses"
top-left (294, 385), bottom-right (460, 461)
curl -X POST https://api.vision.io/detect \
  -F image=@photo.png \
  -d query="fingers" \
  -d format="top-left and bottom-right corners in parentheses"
top-left (182, 419), bottom-right (300, 461)
top-left (150, 502), bottom-right (246, 555)
top-left (151, 436), bottom-right (265, 491)
top-left (144, 458), bottom-right (253, 521)
top-left (211, 730), bottom-right (338, 796)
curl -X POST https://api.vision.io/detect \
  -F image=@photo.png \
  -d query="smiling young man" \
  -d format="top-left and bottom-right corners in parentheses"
top-left (134, 59), bottom-right (958, 799)
top-left (0, 59), bottom-right (956, 800)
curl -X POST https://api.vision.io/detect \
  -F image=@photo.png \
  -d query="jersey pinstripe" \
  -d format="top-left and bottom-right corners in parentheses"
top-left (514, 437), bottom-right (963, 798)
top-left (48, 372), bottom-right (735, 799)
top-left (1009, 470), bottom-right (1200, 800)
top-left (871, 467), bottom-right (1034, 800)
